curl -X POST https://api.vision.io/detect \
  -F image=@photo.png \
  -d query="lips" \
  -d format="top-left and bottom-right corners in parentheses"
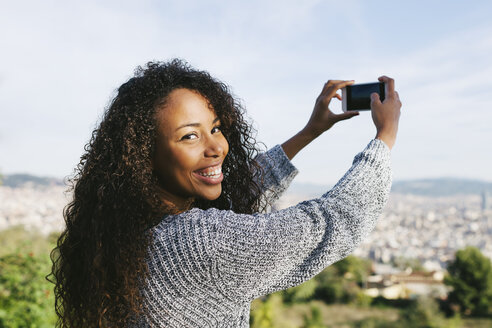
top-left (193, 163), bottom-right (223, 184)
top-left (195, 164), bottom-right (222, 177)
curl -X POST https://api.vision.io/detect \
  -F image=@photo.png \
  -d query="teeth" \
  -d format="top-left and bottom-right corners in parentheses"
top-left (197, 167), bottom-right (221, 177)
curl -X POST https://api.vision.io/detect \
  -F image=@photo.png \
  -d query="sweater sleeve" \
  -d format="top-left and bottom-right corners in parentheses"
top-left (253, 145), bottom-right (299, 209)
top-left (205, 139), bottom-right (392, 302)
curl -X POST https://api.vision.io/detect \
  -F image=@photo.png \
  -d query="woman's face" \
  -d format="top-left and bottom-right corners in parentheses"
top-left (153, 88), bottom-right (229, 206)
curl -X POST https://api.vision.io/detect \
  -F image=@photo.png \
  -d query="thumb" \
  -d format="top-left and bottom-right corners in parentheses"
top-left (371, 92), bottom-right (381, 106)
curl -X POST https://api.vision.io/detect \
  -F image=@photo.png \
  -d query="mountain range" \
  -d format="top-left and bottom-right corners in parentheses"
top-left (1, 174), bottom-right (491, 196)
top-left (289, 178), bottom-right (492, 197)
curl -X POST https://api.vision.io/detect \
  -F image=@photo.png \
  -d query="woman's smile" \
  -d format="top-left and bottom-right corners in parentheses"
top-left (193, 163), bottom-right (224, 183)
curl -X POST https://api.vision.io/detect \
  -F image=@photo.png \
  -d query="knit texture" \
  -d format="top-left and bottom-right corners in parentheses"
top-left (133, 139), bottom-right (392, 327)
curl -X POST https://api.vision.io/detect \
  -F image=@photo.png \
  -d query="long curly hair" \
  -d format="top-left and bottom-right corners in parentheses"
top-left (48, 59), bottom-right (266, 327)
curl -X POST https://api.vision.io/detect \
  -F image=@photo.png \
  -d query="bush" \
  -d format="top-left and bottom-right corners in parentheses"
top-left (282, 278), bottom-right (318, 304)
top-left (355, 291), bottom-right (373, 307)
top-left (445, 246), bottom-right (492, 316)
top-left (392, 256), bottom-right (424, 272)
top-left (301, 305), bottom-right (326, 328)
top-left (312, 256), bottom-right (372, 305)
top-left (250, 294), bottom-right (284, 328)
top-left (352, 317), bottom-right (395, 328)
top-left (313, 267), bottom-right (344, 303)
top-left (399, 296), bottom-right (447, 328)
top-left (0, 251), bottom-right (57, 327)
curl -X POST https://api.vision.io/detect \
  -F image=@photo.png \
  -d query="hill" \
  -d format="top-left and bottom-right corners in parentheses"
top-left (2, 174), bottom-right (491, 197)
top-left (289, 178), bottom-right (492, 197)
top-left (391, 178), bottom-right (492, 196)
top-left (1, 174), bottom-right (64, 188)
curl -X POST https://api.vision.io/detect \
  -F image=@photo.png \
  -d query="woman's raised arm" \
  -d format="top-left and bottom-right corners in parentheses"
top-left (207, 76), bottom-right (401, 301)
top-left (206, 138), bottom-right (392, 301)
top-left (281, 80), bottom-right (359, 160)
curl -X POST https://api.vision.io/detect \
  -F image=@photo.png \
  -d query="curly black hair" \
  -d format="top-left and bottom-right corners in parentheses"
top-left (48, 59), bottom-right (266, 327)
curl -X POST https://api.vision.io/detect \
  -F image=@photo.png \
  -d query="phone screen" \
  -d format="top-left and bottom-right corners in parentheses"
top-left (346, 82), bottom-right (385, 110)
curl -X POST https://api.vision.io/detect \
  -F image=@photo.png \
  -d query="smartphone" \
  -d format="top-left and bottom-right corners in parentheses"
top-left (342, 82), bottom-right (385, 112)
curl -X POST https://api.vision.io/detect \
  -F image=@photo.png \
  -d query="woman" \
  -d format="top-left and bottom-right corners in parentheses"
top-left (49, 59), bottom-right (401, 327)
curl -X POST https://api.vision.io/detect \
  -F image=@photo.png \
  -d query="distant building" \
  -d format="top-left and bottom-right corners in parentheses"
top-left (482, 190), bottom-right (489, 211)
top-left (364, 270), bottom-right (449, 300)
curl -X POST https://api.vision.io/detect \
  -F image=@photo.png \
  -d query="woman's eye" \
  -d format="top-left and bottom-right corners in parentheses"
top-left (181, 133), bottom-right (198, 140)
top-left (212, 126), bottom-right (221, 134)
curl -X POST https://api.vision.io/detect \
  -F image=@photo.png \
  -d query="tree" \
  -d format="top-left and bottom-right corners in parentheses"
top-left (445, 246), bottom-right (492, 316)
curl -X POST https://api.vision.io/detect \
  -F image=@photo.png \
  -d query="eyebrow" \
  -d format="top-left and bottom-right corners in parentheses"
top-left (175, 117), bottom-right (220, 131)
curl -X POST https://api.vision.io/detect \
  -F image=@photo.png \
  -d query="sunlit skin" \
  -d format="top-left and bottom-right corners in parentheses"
top-left (153, 88), bottom-right (229, 211)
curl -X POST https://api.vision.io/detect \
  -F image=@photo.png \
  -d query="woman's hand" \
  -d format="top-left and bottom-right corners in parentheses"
top-left (281, 79), bottom-right (359, 160)
top-left (303, 80), bottom-right (360, 138)
top-left (371, 76), bottom-right (402, 150)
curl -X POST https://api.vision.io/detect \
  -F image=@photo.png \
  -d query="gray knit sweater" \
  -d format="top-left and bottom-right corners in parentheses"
top-left (134, 139), bottom-right (392, 327)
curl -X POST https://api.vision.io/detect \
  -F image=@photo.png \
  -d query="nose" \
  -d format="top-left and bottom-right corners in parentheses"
top-left (204, 135), bottom-right (224, 158)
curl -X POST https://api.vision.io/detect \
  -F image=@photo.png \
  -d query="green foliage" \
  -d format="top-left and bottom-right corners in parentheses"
top-left (312, 265), bottom-right (343, 303)
top-left (313, 255), bottom-right (372, 304)
top-left (355, 291), bottom-right (373, 307)
top-left (0, 251), bottom-right (57, 327)
top-left (0, 226), bottom-right (58, 257)
top-left (353, 317), bottom-right (395, 328)
top-left (392, 256), bottom-right (425, 272)
top-left (282, 279), bottom-right (318, 304)
top-left (301, 305), bottom-right (326, 328)
top-left (250, 294), bottom-right (284, 328)
top-left (399, 296), bottom-right (448, 328)
top-left (445, 246), bottom-right (492, 316)
top-left (355, 297), bottom-right (461, 328)
top-left (333, 255), bottom-right (372, 284)
top-left (445, 314), bottom-right (462, 328)
top-left (0, 226), bottom-right (58, 327)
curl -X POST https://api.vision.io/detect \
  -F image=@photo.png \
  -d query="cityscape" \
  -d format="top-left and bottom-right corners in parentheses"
top-left (1, 175), bottom-right (492, 311)
top-left (275, 184), bottom-right (492, 272)
top-left (1, 175), bottom-right (490, 273)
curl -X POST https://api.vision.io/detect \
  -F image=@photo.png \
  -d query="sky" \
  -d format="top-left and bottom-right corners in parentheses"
top-left (1, 0), bottom-right (491, 185)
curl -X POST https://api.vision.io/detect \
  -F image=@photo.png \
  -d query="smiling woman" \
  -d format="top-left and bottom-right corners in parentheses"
top-left (153, 88), bottom-right (229, 208)
top-left (48, 59), bottom-right (401, 328)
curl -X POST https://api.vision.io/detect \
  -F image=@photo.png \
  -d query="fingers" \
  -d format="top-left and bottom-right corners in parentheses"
top-left (335, 111), bottom-right (359, 122)
top-left (394, 91), bottom-right (402, 109)
top-left (322, 80), bottom-right (354, 92)
top-left (371, 92), bottom-right (382, 106)
top-left (378, 75), bottom-right (395, 98)
top-left (322, 80), bottom-right (345, 90)
top-left (321, 79), bottom-right (354, 99)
